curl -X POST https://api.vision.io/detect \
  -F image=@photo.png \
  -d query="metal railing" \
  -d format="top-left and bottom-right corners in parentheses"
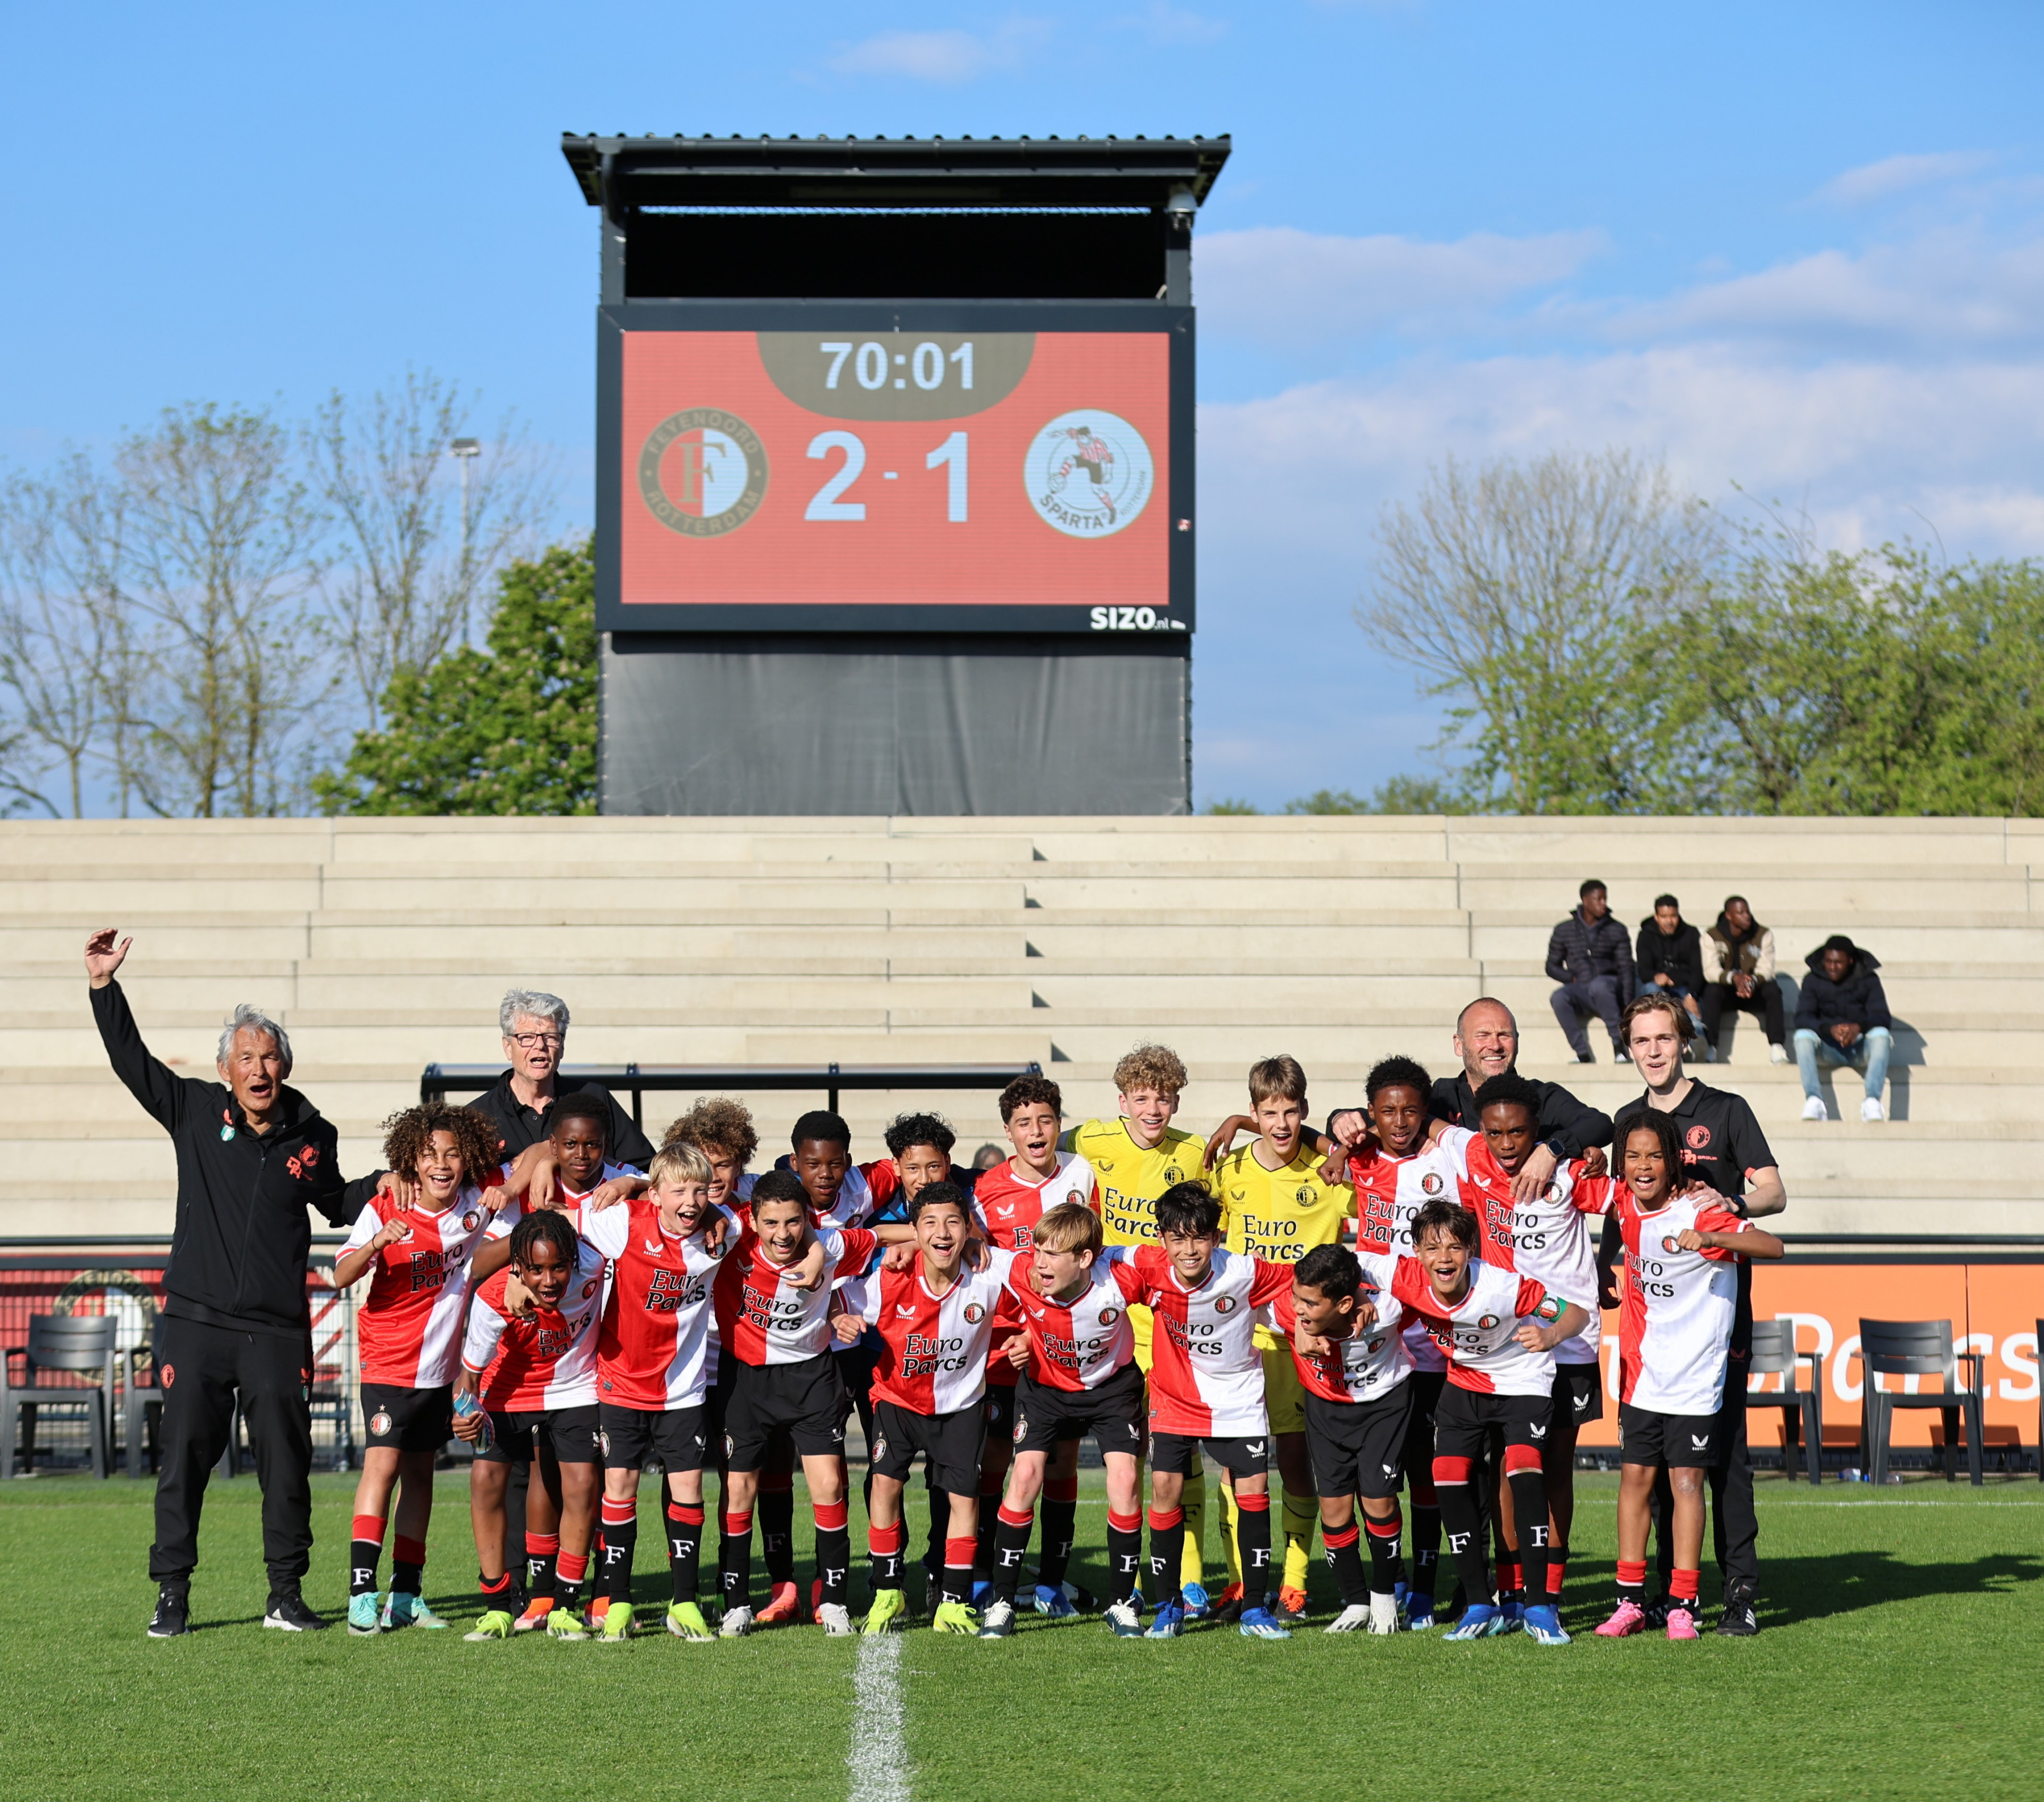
top-left (419, 1060), bottom-right (1044, 1126)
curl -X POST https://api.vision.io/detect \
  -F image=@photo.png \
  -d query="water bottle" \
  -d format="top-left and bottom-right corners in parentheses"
top-left (452, 1389), bottom-right (492, 1455)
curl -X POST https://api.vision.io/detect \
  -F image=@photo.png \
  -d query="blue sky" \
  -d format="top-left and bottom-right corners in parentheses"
top-left (6, 2), bottom-right (2043, 808)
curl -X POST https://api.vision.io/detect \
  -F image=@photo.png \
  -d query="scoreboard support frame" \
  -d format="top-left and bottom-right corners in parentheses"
top-left (562, 133), bottom-right (1229, 817)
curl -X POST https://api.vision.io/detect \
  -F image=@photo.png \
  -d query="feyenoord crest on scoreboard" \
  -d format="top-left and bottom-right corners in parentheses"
top-left (562, 134), bottom-right (1228, 815)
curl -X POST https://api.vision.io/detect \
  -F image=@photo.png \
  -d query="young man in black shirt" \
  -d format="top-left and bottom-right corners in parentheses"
top-left (1608, 992), bottom-right (1786, 1636)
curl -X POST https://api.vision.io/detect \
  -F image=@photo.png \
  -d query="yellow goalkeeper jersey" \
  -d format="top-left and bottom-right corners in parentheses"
top-left (1061, 1116), bottom-right (1210, 1365)
top-left (1214, 1141), bottom-right (1355, 1348)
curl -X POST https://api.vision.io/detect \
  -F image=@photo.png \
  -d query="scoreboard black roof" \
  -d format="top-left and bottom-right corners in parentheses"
top-left (559, 133), bottom-right (1231, 212)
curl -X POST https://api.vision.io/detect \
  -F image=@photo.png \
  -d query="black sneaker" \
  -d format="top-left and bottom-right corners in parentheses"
top-left (1641, 1594), bottom-right (1669, 1630)
top-left (262, 1590), bottom-right (329, 1632)
top-left (147, 1583), bottom-right (191, 1638)
top-left (1716, 1581), bottom-right (1759, 1637)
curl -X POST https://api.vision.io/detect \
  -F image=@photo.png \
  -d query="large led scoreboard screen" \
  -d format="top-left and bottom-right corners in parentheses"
top-left (597, 305), bottom-right (1193, 634)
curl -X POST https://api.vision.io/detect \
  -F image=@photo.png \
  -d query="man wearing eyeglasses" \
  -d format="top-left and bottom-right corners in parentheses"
top-left (471, 990), bottom-right (657, 1171)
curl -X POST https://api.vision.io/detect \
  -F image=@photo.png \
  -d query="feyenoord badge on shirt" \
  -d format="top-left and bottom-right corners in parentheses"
top-left (219, 1122), bottom-right (235, 1141)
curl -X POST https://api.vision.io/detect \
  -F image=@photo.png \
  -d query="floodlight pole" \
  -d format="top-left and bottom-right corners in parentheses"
top-left (450, 437), bottom-right (481, 644)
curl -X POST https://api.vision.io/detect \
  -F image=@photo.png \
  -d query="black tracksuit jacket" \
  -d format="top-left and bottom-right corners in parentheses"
top-left (93, 979), bottom-right (373, 1335)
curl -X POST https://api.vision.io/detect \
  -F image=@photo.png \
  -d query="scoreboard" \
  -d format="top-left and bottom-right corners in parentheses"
top-left (597, 304), bottom-right (1194, 635)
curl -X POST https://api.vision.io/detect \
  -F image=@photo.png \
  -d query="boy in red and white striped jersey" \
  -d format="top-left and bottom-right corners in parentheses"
top-left (1341, 1056), bottom-right (1456, 1627)
top-left (1117, 1184), bottom-right (1295, 1640)
top-left (969, 1075), bottom-right (1098, 1612)
top-left (453, 1208), bottom-right (607, 1640)
top-left (834, 1180), bottom-right (1019, 1635)
top-left (1392, 1197), bottom-right (1589, 1647)
top-left (1434, 1071), bottom-right (1610, 1622)
top-left (332, 1102), bottom-right (508, 1634)
top-left (710, 1170), bottom-right (880, 1637)
top-left (582, 1139), bottom-right (732, 1642)
top-left (977, 1202), bottom-right (1148, 1640)
top-left (1587, 1112), bottom-right (1781, 1641)
top-left (1273, 1241), bottom-right (1415, 1636)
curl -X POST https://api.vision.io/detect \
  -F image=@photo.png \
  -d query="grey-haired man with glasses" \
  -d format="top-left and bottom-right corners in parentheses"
top-left (468, 989), bottom-right (655, 1170)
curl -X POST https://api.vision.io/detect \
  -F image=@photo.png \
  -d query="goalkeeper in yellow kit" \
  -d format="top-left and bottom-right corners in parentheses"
top-left (1061, 1043), bottom-right (1219, 1617)
top-left (1208, 1054), bottom-right (1356, 1623)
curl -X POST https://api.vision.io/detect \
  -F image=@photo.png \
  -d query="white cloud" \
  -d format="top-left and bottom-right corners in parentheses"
top-left (1202, 347), bottom-right (2044, 555)
top-left (1608, 231), bottom-right (2044, 352)
top-left (826, 19), bottom-right (1050, 83)
top-left (1122, 2), bottom-right (1228, 44)
top-left (1818, 151), bottom-right (1996, 206)
top-left (1198, 225), bottom-right (1605, 347)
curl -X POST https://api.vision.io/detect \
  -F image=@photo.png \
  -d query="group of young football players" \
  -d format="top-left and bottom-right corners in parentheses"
top-left (334, 990), bottom-right (1778, 1648)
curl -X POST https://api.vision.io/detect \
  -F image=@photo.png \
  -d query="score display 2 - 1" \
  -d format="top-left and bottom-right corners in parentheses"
top-left (612, 325), bottom-right (1180, 622)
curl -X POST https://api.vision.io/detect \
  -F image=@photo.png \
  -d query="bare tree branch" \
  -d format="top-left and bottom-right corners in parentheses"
top-left (308, 371), bottom-right (557, 727)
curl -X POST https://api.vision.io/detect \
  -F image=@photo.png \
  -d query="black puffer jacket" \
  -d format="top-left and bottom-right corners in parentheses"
top-left (1794, 940), bottom-right (1891, 1035)
top-left (1545, 907), bottom-right (1635, 989)
top-left (1635, 915), bottom-right (1705, 992)
top-left (93, 980), bottom-right (371, 1334)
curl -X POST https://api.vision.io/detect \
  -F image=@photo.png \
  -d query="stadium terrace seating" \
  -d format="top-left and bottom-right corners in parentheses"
top-left (4, 814), bottom-right (2041, 1240)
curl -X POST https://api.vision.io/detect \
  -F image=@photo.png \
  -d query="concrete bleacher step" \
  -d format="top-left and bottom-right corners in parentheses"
top-left (4, 813), bottom-right (2041, 1238)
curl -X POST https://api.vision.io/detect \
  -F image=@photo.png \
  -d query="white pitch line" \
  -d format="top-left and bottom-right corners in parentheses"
top-left (847, 1633), bottom-right (911, 1802)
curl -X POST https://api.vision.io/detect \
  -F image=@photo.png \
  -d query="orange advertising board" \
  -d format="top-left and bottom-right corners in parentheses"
top-left (1576, 1261), bottom-right (2040, 1451)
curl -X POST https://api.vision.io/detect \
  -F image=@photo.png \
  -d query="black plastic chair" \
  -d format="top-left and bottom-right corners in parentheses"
top-left (1743, 1318), bottom-right (1823, 1486)
top-left (1856, 1318), bottom-right (1984, 1487)
top-left (2, 1314), bottom-right (119, 1478)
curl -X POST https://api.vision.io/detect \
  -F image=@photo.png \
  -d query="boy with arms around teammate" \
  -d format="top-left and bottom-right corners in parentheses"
top-left (454, 1208), bottom-right (608, 1640)
top-left (1062, 1044), bottom-right (1216, 1611)
top-left (1117, 1184), bottom-right (1296, 1639)
top-left (1338, 1056), bottom-right (1456, 1626)
top-left (1394, 1198), bottom-right (1590, 1647)
top-left (1433, 1071), bottom-right (1608, 1620)
top-left (711, 1170), bottom-right (880, 1636)
top-left (975, 1075), bottom-right (1098, 1615)
top-left (836, 1180), bottom-right (1019, 1635)
top-left (1209, 1056), bottom-right (1355, 1621)
top-left (332, 1101), bottom-right (508, 1633)
top-left (583, 1140), bottom-right (731, 1642)
top-left (978, 1202), bottom-right (1147, 1640)
top-left (1276, 1242), bottom-right (1414, 1634)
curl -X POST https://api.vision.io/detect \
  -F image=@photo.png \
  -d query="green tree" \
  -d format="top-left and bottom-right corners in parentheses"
top-left (1674, 542), bottom-right (2044, 816)
top-left (1282, 776), bottom-right (1462, 814)
top-left (1358, 449), bottom-right (1717, 814)
top-left (314, 539), bottom-right (597, 815)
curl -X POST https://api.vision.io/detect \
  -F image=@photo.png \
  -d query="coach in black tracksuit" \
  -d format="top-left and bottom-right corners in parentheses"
top-left (88, 930), bottom-right (374, 1636)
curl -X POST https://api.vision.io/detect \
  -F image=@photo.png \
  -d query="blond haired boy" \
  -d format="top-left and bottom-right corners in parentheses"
top-left (1061, 1043), bottom-right (1216, 1607)
top-left (1210, 1055), bottom-right (1356, 1620)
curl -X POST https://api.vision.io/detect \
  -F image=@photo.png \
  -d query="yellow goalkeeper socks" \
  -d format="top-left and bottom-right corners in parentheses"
top-left (1280, 1488), bottom-right (1318, 1595)
top-left (1178, 1467), bottom-right (1207, 1591)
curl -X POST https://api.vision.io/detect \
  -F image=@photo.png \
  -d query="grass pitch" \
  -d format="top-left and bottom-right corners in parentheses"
top-left (1, 1470), bottom-right (2038, 1801)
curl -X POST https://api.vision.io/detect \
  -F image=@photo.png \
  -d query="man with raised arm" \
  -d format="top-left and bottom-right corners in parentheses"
top-left (87, 928), bottom-right (380, 1638)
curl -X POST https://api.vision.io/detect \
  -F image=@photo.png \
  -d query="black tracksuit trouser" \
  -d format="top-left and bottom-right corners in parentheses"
top-left (151, 1312), bottom-right (315, 1592)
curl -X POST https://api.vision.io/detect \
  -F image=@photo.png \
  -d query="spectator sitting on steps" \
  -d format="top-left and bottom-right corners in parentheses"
top-left (1635, 893), bottom-right (1709, 1060)
top-left (1792, 935), bottom-right (1893, 1123)
top-left (1546, 878), bottom-right (1636, 1065)
top-left (1702, 895), bottom-right (1789, 1066)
